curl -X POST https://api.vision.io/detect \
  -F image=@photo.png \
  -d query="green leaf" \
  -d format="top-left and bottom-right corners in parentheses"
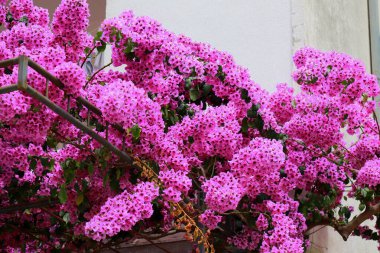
top-left (116, 31), bottom-right (123, 43)
top-left (202, 84), bottom-right (212, 97)
top-left (84, 47), bottom-right (91, 55)
top-left (124, 38), bottom-right (137, 60)
top-left (96, 41), bottom-right (107, 53)
top-left (216, 65), bottom-right (226, 82)
top-left (103, 172), bottom-right (109, 187)
top-left (362, 93), bottom-right (369, 103)
top-left (87, 163), bottom-right (94, 175)
top-left (94, 31), bottom-right (103, 41)
top-left (6, 12), bottom-right (13, 23)
top-left (40, 157), bottom-right (50, 167)
top-left (19, 16), bottom-right (29, 25)
top-left (63, 166), bottom-right (75, 184)
top-left (361, 188), bottom-right (369, 198)
top-left (116, 169), bottom-right (121, 180)
top-left (309, 76), bottom-right (318, 84)
top-left (189, 88), bottom-right (200, 101)
top-left (247, 104), bottom-right (260, 118)
top-left (62, 213), bottom-right (70, 223)
top-left (29, 159), bottom-right (37, 171)
top-left (280, 169), bottom-right (287, 178)
top-left (58, 185), bottom-right (68, 204)
top-left (298, 166), bottom-right (306, 175)
top-left (255, 193), bottom-right (270, 204)
top-left (359, 203), bottom-right (366, 211)
top-left (130, 124), bottom-right (142, 143)
top-left (241, 117), bottom-right (248, 134)
top-left (185, 78), bottom-right (192, 90)
top-left (322, 196), bottom-right (331, 206)
top-left (76, 192), bottom-right (84, 206)
top-left (240, 88), bottom-right (251, 103)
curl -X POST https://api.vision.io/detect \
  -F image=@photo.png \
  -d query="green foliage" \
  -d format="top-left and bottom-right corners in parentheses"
top-left (130, 124), bottom-right (142, 143)
top-left (58, 185), bottom-right (67, 204)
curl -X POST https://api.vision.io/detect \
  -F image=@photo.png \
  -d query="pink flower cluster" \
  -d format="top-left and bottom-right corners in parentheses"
top-left (228, 228), bottom-right (262, 251)
top-left (293, 47), bottom-right (379, 101)
top-left (256, 213), bottom-right (269, 231)
top-left (199, 210), bottom-right (222, 230)
top-left (167, 105), bottom-right (242, 161)
top-left (356, 159), bottom-right (380, 188)
top-left (202, 172), bottom-right (244, 213)
top-left (52, 0), bottom-right (92, 61)
top-left (54, 62), bottom-right (86, 97)
top-left (158, 169), bottom-right (192, 202)
top-left (0, 2), bottom-right (380, 252)
top-left (230, 137), bottom-right (285, 178)
top-left (99, 10), bottom-right (263, 106)
top-left (85, 182), bottom-right (159, 241)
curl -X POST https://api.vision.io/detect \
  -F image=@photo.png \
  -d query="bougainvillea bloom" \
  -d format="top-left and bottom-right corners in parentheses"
top-left (0, 1), bottom-right (379, 252)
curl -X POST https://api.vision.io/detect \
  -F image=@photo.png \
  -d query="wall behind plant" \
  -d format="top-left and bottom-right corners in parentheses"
top-left (105, 0), bottom-right (293, 93)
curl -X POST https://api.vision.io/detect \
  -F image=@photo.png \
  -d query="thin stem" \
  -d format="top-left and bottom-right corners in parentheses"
top-left (81, 46), bottom-right (96, 68)
top-left (84, 61), bottom-right (113, 89)
top-left (305, 202), bottom-right (380, 240)
top-left (41, 207), bottom-right (65, 223)
top-left (0, 198), bottom-right (57, 214)
top-left (373, 111), bottom-right (380, 137)
top-left (9, 224), bottom-right (56, 249)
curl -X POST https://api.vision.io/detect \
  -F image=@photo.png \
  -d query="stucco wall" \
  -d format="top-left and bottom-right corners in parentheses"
top-left (105, 0), bottom-right (293, 92)
top-left (292, 0), bottom-right (378, 252)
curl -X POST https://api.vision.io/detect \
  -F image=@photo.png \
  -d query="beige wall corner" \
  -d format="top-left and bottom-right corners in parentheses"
top-left (303, 0), bottom-right (371, 71)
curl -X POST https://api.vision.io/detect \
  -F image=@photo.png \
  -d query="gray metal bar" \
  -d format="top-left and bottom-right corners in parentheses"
top-left (67, 95), bottom-right (70, 112)
top-left (27, 58), bottom-right (127, 135)
top-left (77, 96), bottom-right (102, 116)
top-left (27, 59), bottom-right (103, 116)
top-left (24, 85), bottom-right (132, 164)
top-left (0, 84), bottom-right (18, 94)
top-left (45, 79), bottom-right (49, 98)
top-left (87, 110), bottom-right (91, 126)
top-left (27, 59), bottom-right (65, 89)
top-left (0, 56), bottom-right (130, 162)
top-left (0, 57), bottom-right (19, 68)
top-left (17, 56), bottom-right (28, 90)
top-left (28, 59), bottom-right (124, 132)
top-left (106, 122), bottom-right (109, 140)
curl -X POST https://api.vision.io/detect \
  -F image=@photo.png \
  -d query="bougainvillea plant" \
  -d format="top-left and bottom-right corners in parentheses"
top-left (0, 0), bottom-right (379, 252)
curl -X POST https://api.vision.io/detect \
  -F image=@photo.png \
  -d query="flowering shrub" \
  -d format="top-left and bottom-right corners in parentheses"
top-left (0, 1), bottom-right (379, 252)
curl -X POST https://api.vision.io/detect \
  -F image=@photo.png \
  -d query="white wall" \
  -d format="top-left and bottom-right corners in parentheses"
top-left (105, 0), bottom-right (293, 92)
top-left (292, 1), bottom-right (378, 252)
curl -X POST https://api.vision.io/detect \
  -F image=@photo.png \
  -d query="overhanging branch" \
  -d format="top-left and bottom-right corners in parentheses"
top-left (306, 202), bottom-right (380, 241)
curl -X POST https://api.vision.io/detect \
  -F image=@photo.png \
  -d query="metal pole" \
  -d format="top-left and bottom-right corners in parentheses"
top-left (45, 79), bottom-right (49, 98)
top-left (0, 84), bottom-right (18, 94)
top-left (28, 59), bottom-right (64, 89)
top-left (24, 85), bottom-right (132, 164)
top-left (0, 57), bottom-right (19, 68)
top-left (0, 56), bottom-right (132, 163)
top-left (17, 56), bottom-right (28, 90)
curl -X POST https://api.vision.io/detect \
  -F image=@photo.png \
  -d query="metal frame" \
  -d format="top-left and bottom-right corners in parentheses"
top-left (0, 55), bottom-right (132, 164)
